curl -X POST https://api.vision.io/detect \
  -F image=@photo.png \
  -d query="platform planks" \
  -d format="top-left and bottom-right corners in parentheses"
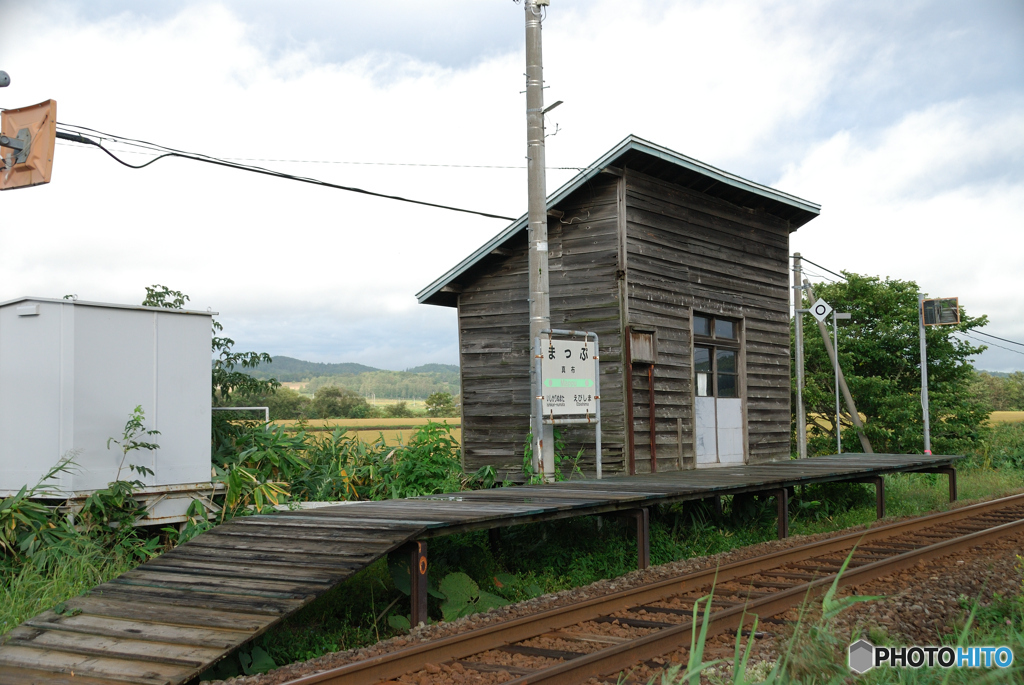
top-left (0, 453), bottom-right (960, 684)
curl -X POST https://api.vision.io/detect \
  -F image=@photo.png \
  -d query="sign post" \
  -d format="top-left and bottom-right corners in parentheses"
top-left (811, 299), bottom-right (851, 454)
top-left (535, 329), bottom-right (602, 478)
top-left (918, 296), bottom-right (960, 454)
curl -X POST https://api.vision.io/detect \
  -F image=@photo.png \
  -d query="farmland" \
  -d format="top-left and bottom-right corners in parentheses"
top-left (989, 410), bottom-right (1024, 424)
top-left (272, 416), bottom-right (461, 445)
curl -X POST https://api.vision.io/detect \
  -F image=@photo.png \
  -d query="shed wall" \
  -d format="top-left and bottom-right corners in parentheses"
top-left (459, 176), bottom-right (624, 476)
top-left (623, 169), bottom-right (792, 471)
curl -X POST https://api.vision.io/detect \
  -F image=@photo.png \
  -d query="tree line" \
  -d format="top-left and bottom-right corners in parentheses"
top-left (216, 386), bottom-right (459, 421)
top-left (970, 371), bottom-right (1024, 411)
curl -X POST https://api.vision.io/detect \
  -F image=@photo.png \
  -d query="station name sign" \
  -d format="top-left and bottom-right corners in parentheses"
top-left (541, 339), bottom-right (597, 416)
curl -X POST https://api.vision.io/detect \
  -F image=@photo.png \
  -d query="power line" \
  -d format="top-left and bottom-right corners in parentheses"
top-left (55, 140), bottom-right (585, 170)
top-left (54, 124), bottom-right (517, 221)
top-left (972, 330), bottom-right (1024, 348)
top-left (959, 332), bottom-right (1024, 357)
top-left (794, 255), bottom-right (846, 281)
top-left (801, 269), bottom-right (838, 284)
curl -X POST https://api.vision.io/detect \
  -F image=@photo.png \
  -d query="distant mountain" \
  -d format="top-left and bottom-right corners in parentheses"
top-left (405, 363), bottom-right (460, 375)
top-left (245, 356), bottom-right (379, 382)
top-left (979, 370), bottom-right (1013, 378)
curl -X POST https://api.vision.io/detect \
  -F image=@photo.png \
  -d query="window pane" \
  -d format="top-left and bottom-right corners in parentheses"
top-left (696, 373), bottom-right (710, 397)
top-left (715, 319), bottom-right (736, 339)
top-left (716, 349), bottom-right (736, 373)
top-left (693, 315), bottom-right (710, 337)
top-left (694, 346), bottom-right (711, 372)
top-left (718, 372), bottom-right (737, 397)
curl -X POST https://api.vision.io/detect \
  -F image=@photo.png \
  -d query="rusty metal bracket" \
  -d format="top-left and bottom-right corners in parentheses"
top-left (775, 488), bottom-right (789, 539)
top-left (850, 476), bottom-right (886, 519)
top-left (610, 508), bottom-right (650, 569)
top-left (911, 466), bottom-right (957, 502)
top-left (403, 540), bottom-right (429, 628)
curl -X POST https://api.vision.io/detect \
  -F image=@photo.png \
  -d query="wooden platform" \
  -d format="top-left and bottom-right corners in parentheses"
top-left (0, 453), bottom-right (961, 684)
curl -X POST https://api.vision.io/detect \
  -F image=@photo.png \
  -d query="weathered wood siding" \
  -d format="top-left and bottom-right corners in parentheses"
top-left (623, 169), bottom-right (792, 471)
top-left (459, 176), bottom-right (625, 477)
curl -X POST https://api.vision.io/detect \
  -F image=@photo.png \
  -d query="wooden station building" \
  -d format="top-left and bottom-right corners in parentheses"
top-left (418, 136), bottom-right (820, 478)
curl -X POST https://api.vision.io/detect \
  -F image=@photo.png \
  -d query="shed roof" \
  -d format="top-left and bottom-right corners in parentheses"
top-left (0, 296), bottom-right (217, 317)
top-left (417, 135), bottom-right (819, 307)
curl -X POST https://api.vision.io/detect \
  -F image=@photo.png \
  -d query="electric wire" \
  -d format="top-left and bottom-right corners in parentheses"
top-left (55, 140), bottom-right (584, 170)
top-left (972, 330), bottom-right (1024, 348)
top-left (959, 332), bottom-right (1024, 357)
top-left (54, 124), bottom-right (517, 221)
top-left (801, 269), bottom-right (839, 284)
top-left (793, 255), bottom-right (847, 281)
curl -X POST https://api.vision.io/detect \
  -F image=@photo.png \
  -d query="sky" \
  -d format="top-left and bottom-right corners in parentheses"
top-left (1, 0), bottom-right (1022, 372)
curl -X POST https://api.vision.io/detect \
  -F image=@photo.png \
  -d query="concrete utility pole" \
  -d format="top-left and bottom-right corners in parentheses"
top-left (525, 0), bottom-right (555, 481)
top-left (804, 281), bottom-right (874, 454)
top-left (793, 254), bottom-right (807, 459)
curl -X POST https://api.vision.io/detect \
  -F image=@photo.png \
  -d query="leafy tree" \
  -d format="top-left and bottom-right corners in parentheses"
top-left (142, 284), bottom-right (189, 310)
top-left (425, 391), bottom-right (457, 418)
top-left (312, 386), bottom-right (370, 419)
top-left (142, 285), bottom-right (280, 402)
top-left (220, 387), bottom-right (314, 421)
top-left (384, 401), bottom-right (414, 418)
top-left (971, 371), bottom-right (1024, 411)
top-left (796, 273), bottom-right (989, 456)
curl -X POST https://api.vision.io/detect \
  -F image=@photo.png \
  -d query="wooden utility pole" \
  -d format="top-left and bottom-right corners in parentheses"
top-left (804, 281), bottom-right (874, 454)
top-left (793, 254), bottom-right (807, 459)
top-left (524, 0), bottom-right (555, 480)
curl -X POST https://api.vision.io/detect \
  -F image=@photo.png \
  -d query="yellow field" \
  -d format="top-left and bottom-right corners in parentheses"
top-left (802, 411), bottom-right (1023, 434)
top-left (270, 417), bottom-right (461, 446)
top-left (348, 428), bottom-right (461, 445)
top-left (273, 417), bottom-right (457, 429)
top-left (989, 411), bottom-right (1024, 424)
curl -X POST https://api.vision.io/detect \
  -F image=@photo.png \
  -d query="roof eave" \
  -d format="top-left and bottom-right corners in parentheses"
top-left (417, 134), bottom-right (820, 306)
top-left (0, 296), bottom-right (218, 316)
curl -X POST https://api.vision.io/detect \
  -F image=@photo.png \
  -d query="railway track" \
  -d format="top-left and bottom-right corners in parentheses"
top-left (277, 492), bottom-right (1024, 685)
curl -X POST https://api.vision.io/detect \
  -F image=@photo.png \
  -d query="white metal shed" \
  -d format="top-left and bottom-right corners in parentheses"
top-left (0, 297), bottom-right (214, 517)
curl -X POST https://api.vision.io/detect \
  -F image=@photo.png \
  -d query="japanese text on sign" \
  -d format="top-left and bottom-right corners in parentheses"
top-left (541, 339), bottom-right (597, 415)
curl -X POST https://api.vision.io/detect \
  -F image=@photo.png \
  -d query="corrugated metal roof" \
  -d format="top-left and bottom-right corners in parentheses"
top-left (0, 296), bottom-right (217, 316)
top-left (416, 135), bottom-right (819, 306)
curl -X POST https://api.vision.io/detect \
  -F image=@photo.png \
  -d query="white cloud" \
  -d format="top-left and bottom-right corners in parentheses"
top-left (0, 0), bottom-right (1021, 371)
top-left (784, 98), bottom-right (1024, 371)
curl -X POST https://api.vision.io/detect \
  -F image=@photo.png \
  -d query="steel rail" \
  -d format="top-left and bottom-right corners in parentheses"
top-left (499, 515), bottom-right (1024, 685)
top-left (278, 492), bottom-right (1024, 685)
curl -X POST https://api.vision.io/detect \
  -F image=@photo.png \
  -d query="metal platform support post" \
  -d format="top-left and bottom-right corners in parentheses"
top-left (775, 489), bottom-right (789, 539)
top-left (488, 528), bottom-right (501, 556)
top-left (944, 467), bottom-right (958, 502)
top-left (852, 476), bottom-right (885, 519)
top-left (914, 467), bottom-right (957, 503)
top-left (409, 541), bottom-right (429, 628)
top-left (635, 508), bottom-right (650, 570)
top-left (613, 508), bottom-right (650, 570)
top-left (873, 476), bottom-right (885, 519)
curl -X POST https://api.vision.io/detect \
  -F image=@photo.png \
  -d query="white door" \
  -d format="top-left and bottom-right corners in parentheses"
top-left (695, 397), bottom-right (718, 465)
top-left (716, 398), bottom-right (744, 463)
top-left (694, 339), bottom-right (744, 466)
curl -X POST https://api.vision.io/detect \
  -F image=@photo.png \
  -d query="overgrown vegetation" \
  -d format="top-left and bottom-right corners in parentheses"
top-left (796, 273), bottom-right (990, 457)
top-left (971, 370), bottom-right (1024, 411)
